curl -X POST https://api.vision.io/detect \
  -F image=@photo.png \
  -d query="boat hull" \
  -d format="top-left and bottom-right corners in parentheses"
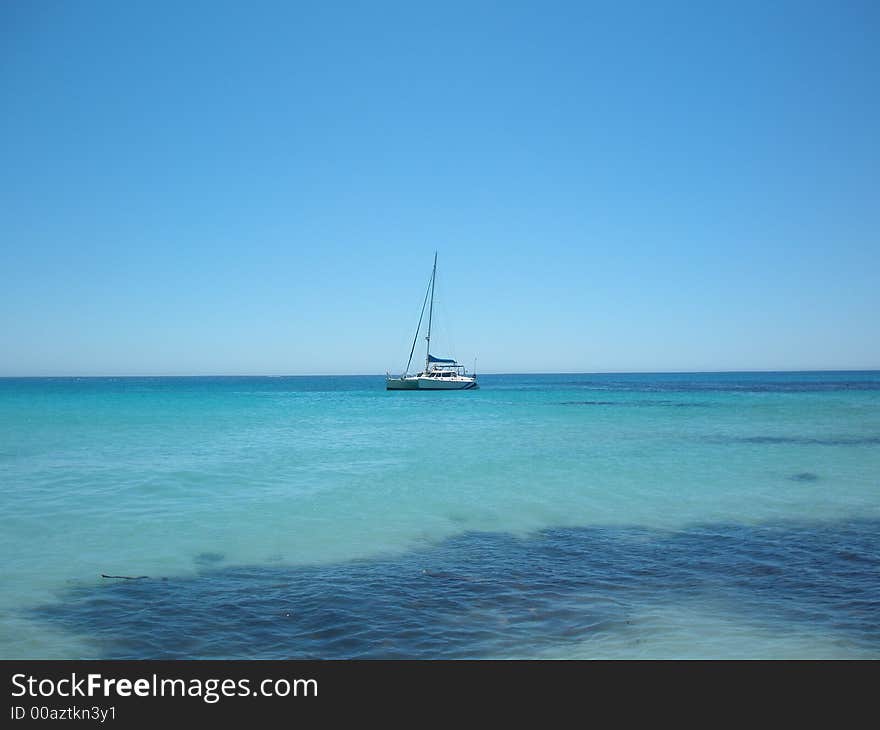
top-left (417, 377), bottom-right (478, 390)
top-left (386, 377), bottom-right (420, 390)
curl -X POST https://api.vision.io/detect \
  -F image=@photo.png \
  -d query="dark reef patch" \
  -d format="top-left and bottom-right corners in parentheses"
top-left (710, 436), bottom-right (880, 447)
top-left (555, 379), bottom-right (880, 393)
top-left (560, 400), bottom-right (709, 408)
top-left (30, 519), bottom-right (880, 659)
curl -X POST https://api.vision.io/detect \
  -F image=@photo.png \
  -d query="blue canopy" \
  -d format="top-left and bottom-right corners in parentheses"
top-left (427, 354), bottom-right (456, 364)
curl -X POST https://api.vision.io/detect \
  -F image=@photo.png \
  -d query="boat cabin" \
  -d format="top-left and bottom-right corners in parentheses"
top-left (425, 363), bottom-right (469, 377)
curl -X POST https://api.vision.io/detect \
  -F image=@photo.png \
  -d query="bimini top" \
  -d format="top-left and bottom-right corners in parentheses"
top-left (427, 354), bottom-right (456, 364)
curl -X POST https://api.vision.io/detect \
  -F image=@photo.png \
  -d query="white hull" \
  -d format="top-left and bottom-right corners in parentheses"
top-left (386, 376), bottom-right (420, 390)
top-left (417, 376), bottom-right (478, 390)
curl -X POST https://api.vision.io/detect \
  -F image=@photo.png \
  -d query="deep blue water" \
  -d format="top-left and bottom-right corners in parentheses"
top-left (32, 519), bottom-right (880, 659)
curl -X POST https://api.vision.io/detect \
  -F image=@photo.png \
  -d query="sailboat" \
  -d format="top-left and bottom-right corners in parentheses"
top-left (386, 253), bottom-right (478, 391)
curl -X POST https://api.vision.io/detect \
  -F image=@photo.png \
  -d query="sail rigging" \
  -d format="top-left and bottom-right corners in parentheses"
top-left (425, 251), bottom-right (437, 373)
top-left (405, 269), bottom-right (433, 376)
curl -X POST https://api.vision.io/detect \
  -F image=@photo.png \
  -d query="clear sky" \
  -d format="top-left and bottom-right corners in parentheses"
top-left (1, 1), bottom-right (878, 375)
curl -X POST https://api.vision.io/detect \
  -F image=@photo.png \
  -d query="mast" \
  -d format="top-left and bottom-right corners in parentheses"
top-left (425, 251), bottom-right (437, 372)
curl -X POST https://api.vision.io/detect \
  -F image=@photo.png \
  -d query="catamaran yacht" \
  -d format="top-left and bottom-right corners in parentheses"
top-left (386, 253), bottom-right (478, 391)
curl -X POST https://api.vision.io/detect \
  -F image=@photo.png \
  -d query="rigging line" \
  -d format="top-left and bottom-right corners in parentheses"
top-left (405, 270), bottom-right (433, 375)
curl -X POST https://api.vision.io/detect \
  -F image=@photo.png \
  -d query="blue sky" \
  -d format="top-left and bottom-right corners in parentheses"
top-left (1, 1), bottom-right (878, 375)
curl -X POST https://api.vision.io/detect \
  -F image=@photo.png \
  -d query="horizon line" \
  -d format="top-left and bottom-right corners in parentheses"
top-left (1, 368), bottom-right (879, 379)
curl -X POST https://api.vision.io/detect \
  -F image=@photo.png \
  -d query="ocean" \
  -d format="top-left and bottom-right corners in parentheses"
top-left (1, 372), bottom-right (878, 659)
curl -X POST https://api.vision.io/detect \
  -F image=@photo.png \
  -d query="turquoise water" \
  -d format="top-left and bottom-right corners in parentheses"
top-left (1, 372), bottom-right (878, 658)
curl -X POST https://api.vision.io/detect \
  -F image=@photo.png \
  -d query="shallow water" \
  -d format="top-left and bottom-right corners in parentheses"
top-left (1, 372), bottom-right (878, 658)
